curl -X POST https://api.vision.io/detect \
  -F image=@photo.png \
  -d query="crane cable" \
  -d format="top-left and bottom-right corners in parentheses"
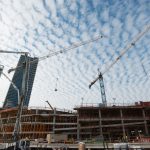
top-left (89, 25), bottom-right (150, 88)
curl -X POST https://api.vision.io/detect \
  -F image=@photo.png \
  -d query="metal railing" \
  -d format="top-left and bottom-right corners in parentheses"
top-left (75, 102), bottom-right (137, 108)
top-left (28, 106), bottom-right (76, 114)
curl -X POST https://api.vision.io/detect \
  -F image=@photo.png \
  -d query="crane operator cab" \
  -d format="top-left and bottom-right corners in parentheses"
top-left (15, 139), bottom-right (30, 150)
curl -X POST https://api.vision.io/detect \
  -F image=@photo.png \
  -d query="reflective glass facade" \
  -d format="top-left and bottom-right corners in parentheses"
top-left (3, 55), bottom-right (38, 108)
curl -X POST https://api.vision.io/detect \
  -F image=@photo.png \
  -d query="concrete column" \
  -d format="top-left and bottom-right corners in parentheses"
top-left (0, 114), bottom-right (5, 142)
top-left (36, 109), bottom-right (38, 114)
top-left (53, 108), bottom-right (56, 133)
top-left (142, 109), bottom-right (148, 135)
top-left (126, 129), bottom-right (129, 141)
top-left (35, 108), bottom-right (38, 136)
top-left (120, 109), bottom-right (126, 138)
top-left (77, 112), bottom-right (80, 140)
top-left (99, 109), bottom-right (103, 139)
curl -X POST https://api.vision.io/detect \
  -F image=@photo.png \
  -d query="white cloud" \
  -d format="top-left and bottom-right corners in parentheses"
top-left (0, 0), bottom-right (149, 109)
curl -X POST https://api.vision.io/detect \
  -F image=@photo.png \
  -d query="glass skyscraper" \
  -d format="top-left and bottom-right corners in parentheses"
top-left (3, 55), bottom-right (38, 108)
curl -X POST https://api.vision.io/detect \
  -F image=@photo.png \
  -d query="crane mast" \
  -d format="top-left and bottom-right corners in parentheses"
top-left (13, 53), bottom-right (29, 144)
top-left (98, 71), bottom-right (107, 106)
top-left (0, 50), bottom-right (30, 149)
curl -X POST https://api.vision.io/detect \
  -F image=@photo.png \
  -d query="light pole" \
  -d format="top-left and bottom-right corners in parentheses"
top-left (0, 65), bottom-right (4, 77)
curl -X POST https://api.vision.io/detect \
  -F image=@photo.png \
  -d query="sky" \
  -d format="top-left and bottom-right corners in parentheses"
top-left (0, 0), bottom-right (150, 110)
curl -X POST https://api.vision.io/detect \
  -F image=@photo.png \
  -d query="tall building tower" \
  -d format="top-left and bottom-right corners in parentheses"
top-left (3, 55), bottom-right (38, 108)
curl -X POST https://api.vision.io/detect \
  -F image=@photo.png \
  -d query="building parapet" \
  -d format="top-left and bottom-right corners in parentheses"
top-left (75, 101), bottom-right (150, 109)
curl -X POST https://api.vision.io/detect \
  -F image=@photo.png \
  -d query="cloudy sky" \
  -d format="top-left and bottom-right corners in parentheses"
top-left (0, 0), bottom-right (150, 110)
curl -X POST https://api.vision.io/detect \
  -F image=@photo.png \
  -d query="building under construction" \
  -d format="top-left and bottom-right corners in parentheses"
top-left (0, 26), bottom-right (150, 146)
top-left (75, 101), bottom-right (150, 142)
top-left (0, 107), bottom-right (77, 143)
top-left (0, 101), bottom-right (150, 143)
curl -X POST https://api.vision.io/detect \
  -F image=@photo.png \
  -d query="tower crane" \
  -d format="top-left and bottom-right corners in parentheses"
top-left (96, 69), bottom-right (107, 106)
top-left (0, 34), bottom-right (105, 149)
top-left (8, 35), bottom-right (105, 71)
top-left (89, 25), bottom-right (150, 106)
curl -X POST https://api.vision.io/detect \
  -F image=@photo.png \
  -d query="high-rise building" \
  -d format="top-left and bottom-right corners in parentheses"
top-left (3, 55), bottom-right (38, 108)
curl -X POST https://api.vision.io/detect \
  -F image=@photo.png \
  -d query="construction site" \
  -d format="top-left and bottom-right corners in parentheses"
top-left (0, 5), bottom-right (149, 148)
top-left (0, 102), bottom-right (150, 142)
top-left (1, 101), bottom-right (150, 149)
top-left (0, 101), bottom-right (150, 143)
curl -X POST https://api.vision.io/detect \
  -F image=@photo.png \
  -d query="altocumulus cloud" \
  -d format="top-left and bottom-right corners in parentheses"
top-left (0, 0), bottom-right (150, 109)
